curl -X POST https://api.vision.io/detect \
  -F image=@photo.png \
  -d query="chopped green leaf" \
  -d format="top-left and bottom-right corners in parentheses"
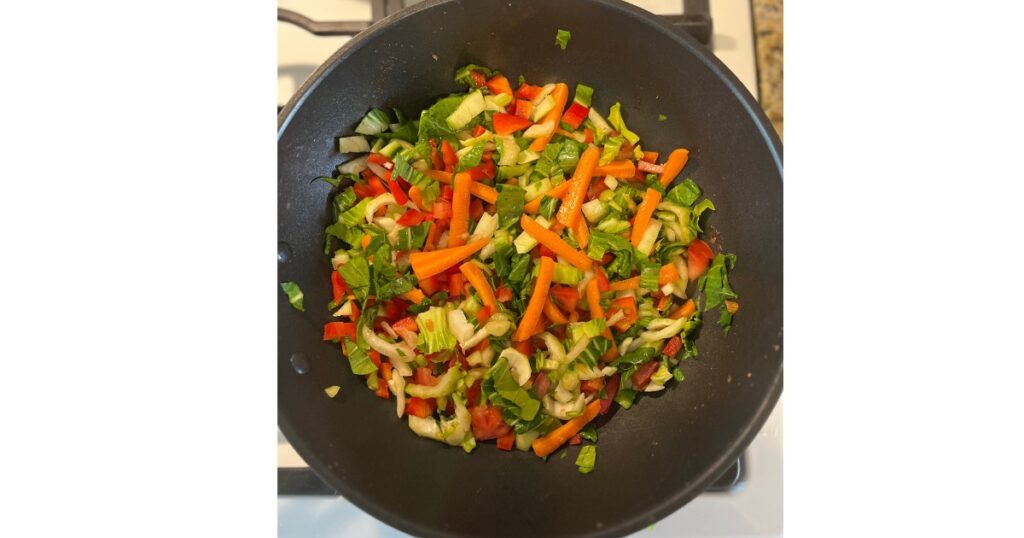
top-left (343, 338), bottom-right (379, 375)
top-left (608, 103), bottom-right (640, 145)
top-left (639, 259), bottom-right (661, 291)
top-left (599, 136), bottom-right (623, 166)
top-left (338, 253), bottom-right (371, 301)
top-left (416, 306), bottom-right (457, 353)
top-left (579, 424), bottom-right (598, 443)
top-left (666, 178), bottom-right (702, 207)
top-left (496, 185), bottom-right (526, 229)
top-left (455, 144), bottom-right (484, 172)
top-left (483, 356), bottom-right (542, 427)
top-left (539, 195), bottom-right (560, 220)
top-left (280, 281), bottom-right (304, 312)
top-left (555, 29), bottom-right (572, 50)
top-left (454, 64), bottom-right (494, 87)
top-left (700, 253), bottom-right (738, 312)
top-left (395, 222), bottom-right (431, 251)
top-left (576, 445), bottom-right (596, 474)
top-left (612, 346), bottom-right (658, 368)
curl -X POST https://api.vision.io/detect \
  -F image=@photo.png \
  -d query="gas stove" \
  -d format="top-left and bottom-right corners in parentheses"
top-left (278, 1), bottom-right (781, 536)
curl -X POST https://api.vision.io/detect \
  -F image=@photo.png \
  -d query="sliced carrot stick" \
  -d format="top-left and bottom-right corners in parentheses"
top-left (360, 234), bottom-right (371, 250)
top-left (459, 262), bottom-right (497, 309)
top-left (424, 170), bottom-right (498, 204)
top-left (520, 215), bottom-right (593, 271)
top-left (524, 181), bottom-right (572, 213)
top-left (659, 263), bottom-right (679, 286)
top-left (543, 298), bottom-right (569, 324)
top-left (408, 238), bottom-right (488, 281)
top-left (658, 148), bottom-right (690, 187)
top-left (629, 188), bottom-right (662, 247)
top-left (402, 288), bottom-right (427, 304)
top-left (641, 151), bottom-right (659, 163)
top-left (531, 400), bottom-right (601, 458)
top-left (529, 312), bottom-right (550, 338)
top-left (608, 276), bottom-right (640, 291)
top-left (528, 83), bottom-right (569, 152)
top-left (512, 256), bottom-right (555, 342)
top-left (408, 185), bottom-right (427, 210)
top-left (448, 173), bottom-right (471, 247)
top-left (555, 145), bottom-right (601, 228)
top-left (593, 160), bottom-right (636, 178)
top-left (668, 299), bottom-right (697, 320)
top-left (572, 216), bottom-right (590, 249)
top-left (424, 220), bottom-right (442, 251)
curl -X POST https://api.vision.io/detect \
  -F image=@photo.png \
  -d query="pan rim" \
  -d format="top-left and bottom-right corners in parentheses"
top-left (277, 0), bottom-right (783, 536)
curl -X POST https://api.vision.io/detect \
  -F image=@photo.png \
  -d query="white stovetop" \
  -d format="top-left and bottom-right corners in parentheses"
top-left (278, 1), bottom-right (779, 536)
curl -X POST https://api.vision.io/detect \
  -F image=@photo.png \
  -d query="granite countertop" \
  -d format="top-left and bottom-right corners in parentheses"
top-left (752, 0), bottom-right (783, 139)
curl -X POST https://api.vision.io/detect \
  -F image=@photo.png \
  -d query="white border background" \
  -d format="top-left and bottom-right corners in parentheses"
top-left (3, 1), bottom-right (1024, 536)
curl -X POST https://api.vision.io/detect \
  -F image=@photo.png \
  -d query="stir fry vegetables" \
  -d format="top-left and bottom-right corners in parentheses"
top-left (313, 63), bottom-right (739, 472)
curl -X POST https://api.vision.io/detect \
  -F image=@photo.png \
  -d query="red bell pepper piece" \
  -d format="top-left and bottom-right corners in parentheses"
top-left (432, 200), bottom-right (453, 221)
top-left (464, 161), bottom-right (496, 181)
top-left (514, 99), bottom-right (533, 120)
top-left (406, 397), bottom-right (436, 418)
top-left (492, 113), bottom-right (532, 135)
top-left (475, 304), bottom-right (493, 324)
top-left (440, 185), bottom-right (454, 202)
top-left (367, 152), bottom-right (393, 168)
top-left (610, 296), bottom-right (638, 332)
top-left (687, 239), bottom-right (714, 280)
top-left (549, 285), bottom-right (580, 313)
top-left (515, 83), bottom-right (543, 100)
top-left (331, 271), bottom-right (348, 306)
top-left (630, 360), bottom-right (661, 390)
top-left (583, 127), bottom-right (594, 144)
top-left (448, 273), bottom-right (465, 298)
top-left (392, 316), bottom-right (419, 334)
top-left (470, 405), bottom-right (512, 440)
top-left (560, 102), bottom-right (589, 130)
top-left (353, 182), bottom-right (374, 199)
top-left (495, 285), bottom-right (513, 302)
top-left (662, 335), bottom-right (683, 358)
top-left (396, 209), bottom-right (428, 227)
top-left (569, 434), bottom-right (582, 446)
top-left (594, 267), bottom-right (610, 293)
top-left (580, 377), bottom-right (604, 395)
top-left (469, 198), bottom-right (484, 221)
top-left (419, 274), bottom-right (442, 295)
top-left (429, 139), bottom-right (444, 170)
top-left (368, 176), bottom-right (388, 196)
top-left (385, 178), bottom-right (409, 205)
top-left (485, 74), bottom-right (514, 96)
top-left (441, 140), bottom-right (457, 172)
top-left (600, 373), bottom-right (620, 415)
top-left (496, 432), bottom-right (515, 451)
top-left (469, 70), bottom-right (487, 88)
top-left (322, 322), bottom-right (356, 342)
top-left (471, 124), bottom-right (487, 137)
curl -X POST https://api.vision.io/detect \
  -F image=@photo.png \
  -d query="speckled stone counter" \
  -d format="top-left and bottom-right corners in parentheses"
top-left (753, 0), bottom-right (783, 139)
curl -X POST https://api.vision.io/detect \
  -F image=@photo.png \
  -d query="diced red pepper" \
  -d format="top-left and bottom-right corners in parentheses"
top-left (587, 178), bottom-right (610, 200)
top-left (381, 298), bottom-right (407, 322)
top-left (663, 335), bottom-right (683, 358)
top-left (429, 139), bottom-right (444, 170)
top-left (441, 140), bottom-right (457, 172)
top-left (534, 372), bottom-right (551, 399)
top-left (367, 152), bottom-right (392, 167)
top-left (538, 244), bottom-right (557, 259)
top-left (610, 296), bottom-right (638, 332)
top-left (469, 70), bottom-right (487, 88)
top-left (470, 405), bottom-right (512, 440)
top-left (466, 379), bottom-right (483, 407)
top-left (441, 185), bottom-right (454, 202)
top-left (368, 350), bottom-right (382, 368)
top-left (448, 273), bottom-right (465, 298)
top-left (481, 150), bottom-right (494, 163)
top-left (432, 200), bottom-right (453, 221)
top-left (465, 161), bottom-right (496, 181)
top-left (514, 99), bottom-right (534, 120)
top-left (414, 367), bottom-right (440, 386)
top-left (515, 83), bottom-right (543, 100)
top-left (396, 209), bottom-right (428, 227)
top-left (353, 182), bottom-right (374, 199)
top-left (419, 274), bottom-right (442, 295)
top-left (594, 268), bottom-right (610, 293)
top-left (349, 301), bottom-right (360, 323)
top-left (550, 285), bottom-right (580, 313)
top-left (569, 434), bottom-right (582, 446)
top-left (513, 339), bottom-right (533, 356)
top-left (406, 397), bottom-right (436, 418)
top-left (368, 177), bottom-right (388, 196)
top-left (331, 271), bottom-right (348, 306)
top-left (581, 377), bottom-right (605, 395)
top-left (630, 360), bottom-right (661, 390)
top-left (471, 124), bottom-right (487, 137)
top-left (392, 316), bottom-right (419, 334)
top-left (583, 127), bottom-right (594, 144)
top-left (322, 322), bottom-right (356, 342)
top-left (476, 305), bottom-right (493, 325)
top-left (561, 102), bottom-right (589, 130)
top-left (485, 74), bottom-right (514, 97)
top-left (495, 286), bottom-right (513, 302)
top-left (496, 432), bottom-right (515, 451)
top-left (492, 113), bottom-right (532, 135)
top-left (687, 239), bottom-right (714, 280)
top-left (600, 373), bottom-right (620, 415)
top-left (469, 198), bottom-right (484, 221)
top-left (385, 178), bottom-right (409, 205)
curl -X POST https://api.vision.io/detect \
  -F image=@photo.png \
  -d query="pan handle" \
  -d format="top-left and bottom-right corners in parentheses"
top-left (661, 0), bottom-right (714, 45)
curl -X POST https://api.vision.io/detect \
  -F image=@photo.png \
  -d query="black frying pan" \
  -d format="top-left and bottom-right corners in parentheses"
top-left (278, 0), bottom-right (782, 536)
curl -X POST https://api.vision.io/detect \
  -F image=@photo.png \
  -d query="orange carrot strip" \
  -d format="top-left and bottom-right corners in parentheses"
top-left (608, 276), bottom-right (640, 292)
top-left (555, 145), bottom-right (601, 228)
top-left (512, 256), bottom-right (555, 342)
top-left (424, 170), bottom-right (498, 204)
top-left (459, 262), bottom-right (497, 309)
top-left (408, 239), bottom-right (488, 281)
top-left (543, 299), bottom-right (569, 324)
top-left (659, 263), bottom-right (679, 286)
top-left (402, 288), bottom-right (427, 304)
top-left (528, 83), bottom-right (569, 152)
top-left (669, 299), bottom-right (697, 320)
top-left (572, 216), bottom-right (590, 249)
top-left (448, 173), bottom-right (471, 247)
top-left (524, 181), bottom-right (572, 213)
top-left (408, 185), bottom-right (428, 210)
top-left (520, 215), bottom-right (593, 272)
top-left (593, 160), bottom-right (636, 178)
top-left (629, 188), bottom-right (663, 247)
top-left (641, 151), bottom-right (659, 163)
top-left (658, 148), bottom-right (690, 187)
top-left (531, 400), bottom-right (601, 458)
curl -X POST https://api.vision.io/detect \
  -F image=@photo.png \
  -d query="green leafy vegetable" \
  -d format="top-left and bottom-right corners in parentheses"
top-left (717, 307), bottom-right (734, 333)
top-left (569, 319), bottom-right (606, 342)
top-left (576, 337), bottom-right (611, 367)
top-left (614, 388), bottom-right (637, 409)
top-left (611, 346), bottom-right (658, 368)
top-left (576, 445), bottom-right (596, 474)
top-left (599, 136), bottom-right (623, 166)
top-left (532, 142), bottom-right (564, 179)
top-left (393, 154), bottom-right (440, 204)
top-left (556, 139), bottom-right (585, 173)
top-left (483, 357), bottom-right (542, 426)
top-left (608, 103), bottom-right (639, 145)
top-left (418, 94), bottom-right (465, 140)
top-left (666, 178), bottom-right (702, 207)
top-left (638, 259), bottom-right (661, 291)
top-left (573, 84), bottom-right (594, 108)
top-left (539, 196), bottom-right (560, 220)
top-left (343, 338), bottom-right (379, 375)
top-left (587, 230), bottom-right (633, 261)
top-left (355, 108), bottom-right (390, 136)
top-left (579, 424), bottom-right (598, 442)
top-left (416, 306), bottom-right (456, 353)
top-left (496, 185), bottom-right (526, 229)
top-left (338, 253), bottom-right (371, 301)
top-left (395, 222), bottom-right (431, 251)
top-left (455, 144), bottom-right (484, 172)
top-left (700, 253), bottom-right (738, 312)
top-left (454, 64), bottom-right (494, 87)
top-left (280, 282), bottom-right (304, 312)
top-left (555, 29), bottom-right (571, 50)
